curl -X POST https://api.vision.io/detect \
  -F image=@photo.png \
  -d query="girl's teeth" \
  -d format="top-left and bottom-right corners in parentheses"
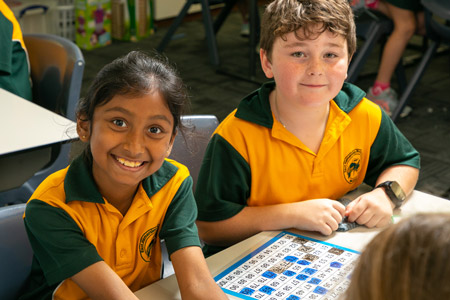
top-left (116, 157), bottom-right (143, 168)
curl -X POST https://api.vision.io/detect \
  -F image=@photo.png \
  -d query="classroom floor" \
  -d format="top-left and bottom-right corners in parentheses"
top-left (79, 8), bottom-right (450, 200)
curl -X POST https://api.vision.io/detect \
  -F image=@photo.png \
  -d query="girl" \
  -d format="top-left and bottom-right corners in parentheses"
top-left (365, 0), bottom-right (424, 117)
top-left (345, 213), bottom-right (450, 300)
top-left (20, 51), bottom-right (227, 300)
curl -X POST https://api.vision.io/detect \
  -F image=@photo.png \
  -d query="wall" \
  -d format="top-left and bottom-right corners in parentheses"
top-left (153, 0), bottom-right (201, 21)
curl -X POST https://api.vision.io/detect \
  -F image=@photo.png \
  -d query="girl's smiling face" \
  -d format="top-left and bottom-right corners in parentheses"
top-left (80, 91), bottom-right (175, 194)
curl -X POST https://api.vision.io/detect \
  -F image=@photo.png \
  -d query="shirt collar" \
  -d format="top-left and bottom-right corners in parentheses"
top-left (64, 155), bottom-right (178, 204)
top-left (235, 81), bottom-right (275, 128)
top-left (234, 81), bottom-right (366, 126)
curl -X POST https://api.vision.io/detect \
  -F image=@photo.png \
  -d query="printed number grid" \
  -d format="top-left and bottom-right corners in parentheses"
top-left (214, 232), bottom-right (360, 300)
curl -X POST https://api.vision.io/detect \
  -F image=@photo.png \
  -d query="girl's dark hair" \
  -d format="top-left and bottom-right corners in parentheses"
top-left (76, 51), bottom-right (189, 161)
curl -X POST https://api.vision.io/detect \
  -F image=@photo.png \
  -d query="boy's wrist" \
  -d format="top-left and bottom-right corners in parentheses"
top-left (375, 181), bottom-right (406, 209)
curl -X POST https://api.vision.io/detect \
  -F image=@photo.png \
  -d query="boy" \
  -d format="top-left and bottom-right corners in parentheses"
top-left (194, 0), bottom-right (420, 256)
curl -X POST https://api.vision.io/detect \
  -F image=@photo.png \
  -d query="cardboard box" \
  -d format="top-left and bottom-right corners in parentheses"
top-left (111, 0), bottom-right (153, 41)
top-left (75, 0), bottom-right (111, 50)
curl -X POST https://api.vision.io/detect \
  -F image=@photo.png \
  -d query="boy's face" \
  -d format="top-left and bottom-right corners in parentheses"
top-left (260, 26), bottom-right (349, 108)
top-left (78, 91), bottom-right (175, 194)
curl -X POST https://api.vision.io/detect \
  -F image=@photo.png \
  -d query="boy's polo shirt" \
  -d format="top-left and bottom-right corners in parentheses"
top-left (21, 155), bottom-right (200, 300)
top-left (195, 81), bottom-right (420, 224)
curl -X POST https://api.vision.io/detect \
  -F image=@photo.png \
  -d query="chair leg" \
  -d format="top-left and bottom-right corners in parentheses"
top-left (394, 60), bottom-right (407, 95)
top-left (200, 0), bottom-right (220, 66)
top-left (157, 0), bottom-right (194, 52)
top-left (213, 0), bottom-right (239, 34)
top-left (348, 21), bottom-right (385, 83)
top-left (248, 0), bottom-right (260, 77)
top-left (391, 40), bottom-right (439, 121)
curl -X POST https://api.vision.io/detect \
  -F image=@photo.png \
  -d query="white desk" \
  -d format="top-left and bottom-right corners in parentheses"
top-left (0, 88), bottom-right (77, 155)
top-left (135, 188), bottom-right (450, 299)
top-left (0, 88), bottom-right (78, 191)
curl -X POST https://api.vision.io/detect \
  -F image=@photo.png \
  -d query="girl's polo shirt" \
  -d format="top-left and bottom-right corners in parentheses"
top-left (20, 155), bottom-right (200, 300)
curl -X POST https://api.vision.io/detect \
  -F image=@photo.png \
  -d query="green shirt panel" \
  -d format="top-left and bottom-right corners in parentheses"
top-left (195, 133), bottom-right (250, 221)
top-left (366, 111), bottom-right (421, 186)
top-left (0, 6), bottom-right (32, 101)
top-left (386, 0), bottom-right (423, 11)
top-left (160, 175), bottom-right (201, 256)
top-left (26, 200), bottom-right (102, 284)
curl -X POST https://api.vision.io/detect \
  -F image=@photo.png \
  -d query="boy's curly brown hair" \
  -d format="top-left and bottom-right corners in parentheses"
top-left (260, 0), bottom-right (357, 61)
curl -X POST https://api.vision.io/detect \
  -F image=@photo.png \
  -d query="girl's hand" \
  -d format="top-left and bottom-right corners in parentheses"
top-left (71, 261), bottom-right (139, 300)
top-left (345, 188), bottom-right (394, 228)
top-left (292, 199), bottom-right (345, 235)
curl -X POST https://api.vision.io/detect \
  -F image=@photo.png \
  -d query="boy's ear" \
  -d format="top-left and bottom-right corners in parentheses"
top-left (77, 115), bottom-right (91, 142)
top-left (260, 48), bottom-right (274, 79)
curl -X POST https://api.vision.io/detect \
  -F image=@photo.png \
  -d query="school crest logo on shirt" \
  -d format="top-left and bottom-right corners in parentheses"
top-left (139, 226), bottom-right (159, 262)
top-left (343, 149), bottom-right (361, 184)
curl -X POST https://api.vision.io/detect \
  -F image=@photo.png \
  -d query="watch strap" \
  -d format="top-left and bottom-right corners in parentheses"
top-left (376, 181), bottom-right (404, 208)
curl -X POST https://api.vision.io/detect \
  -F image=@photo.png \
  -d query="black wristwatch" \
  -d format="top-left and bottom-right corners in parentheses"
top-left (375, 181), bottom-right (406, 208)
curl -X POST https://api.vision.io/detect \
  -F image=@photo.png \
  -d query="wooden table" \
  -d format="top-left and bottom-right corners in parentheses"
top-left (135, 187), bottom-right (450, 299)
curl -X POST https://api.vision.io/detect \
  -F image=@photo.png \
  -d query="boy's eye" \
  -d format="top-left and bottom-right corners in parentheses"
top-left (292, 52), bottom-right (305, 58)
top-left (149, 127), bottom-right (162, 134)
top-left (324, 53), bottom-right (337, 59)
top-left (112, 119), bottom-right (127, 127)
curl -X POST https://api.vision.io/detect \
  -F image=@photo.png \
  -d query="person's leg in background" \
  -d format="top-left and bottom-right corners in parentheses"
top-left (366, 1), bottom-right (424, 117)
top-left (237, 0), bottom-right (250, 37)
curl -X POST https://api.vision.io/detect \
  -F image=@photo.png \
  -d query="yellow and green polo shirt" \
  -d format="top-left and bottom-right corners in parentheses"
top-left (0, 1), bottom-right (32, 101)
top-left (195, 81), bottom-right (420, 255)
top-left (20, 154), bottom-right (200, 300)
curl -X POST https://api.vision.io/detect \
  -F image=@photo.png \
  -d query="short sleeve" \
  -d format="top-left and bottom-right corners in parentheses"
top-left (24, 200), bottom-right (103, 285)
top-left (194, 133), bottom-right (251, 222)
top-left (0, 13), bottom-right (13, 74)
top-left (365, 111), bottom-right (420, 186)
top-left (159, 176), bottom-right (201, 256)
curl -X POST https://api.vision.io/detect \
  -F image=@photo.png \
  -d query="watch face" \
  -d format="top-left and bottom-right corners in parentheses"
top-left (390, 181), bottom-right (406, 202)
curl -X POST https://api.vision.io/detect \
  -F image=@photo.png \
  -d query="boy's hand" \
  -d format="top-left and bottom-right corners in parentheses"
top-left (294, 199), bottom-right (345, 235)
top-left (345, 188), bottom-right (394, 228)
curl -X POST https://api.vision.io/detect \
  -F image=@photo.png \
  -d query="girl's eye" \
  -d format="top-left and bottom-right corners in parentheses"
top-left (149, 127), bottom-right (162, 134)
top-left (292, 52), bottom-right (305, 58)
top-left (113, 119), bottom-right (127, 127)
top-left (324, 53), bottom-right (337, 59)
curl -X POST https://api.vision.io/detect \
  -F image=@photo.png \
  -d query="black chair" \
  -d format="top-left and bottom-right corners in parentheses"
top-left (161, 114), bottom-right (218, 278)
top-left (347, 6), bottom-right (394, 83)
top-left (391, 0), bottom-right (450, 121)
top-left (0, 204), bottom-right (33, 300)
top-left (0, 34), bottom-right (84, 205)
top-left (157, 0), bottom-right (239, 66)
top-left (169, 114), bottom-right (219, 191)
